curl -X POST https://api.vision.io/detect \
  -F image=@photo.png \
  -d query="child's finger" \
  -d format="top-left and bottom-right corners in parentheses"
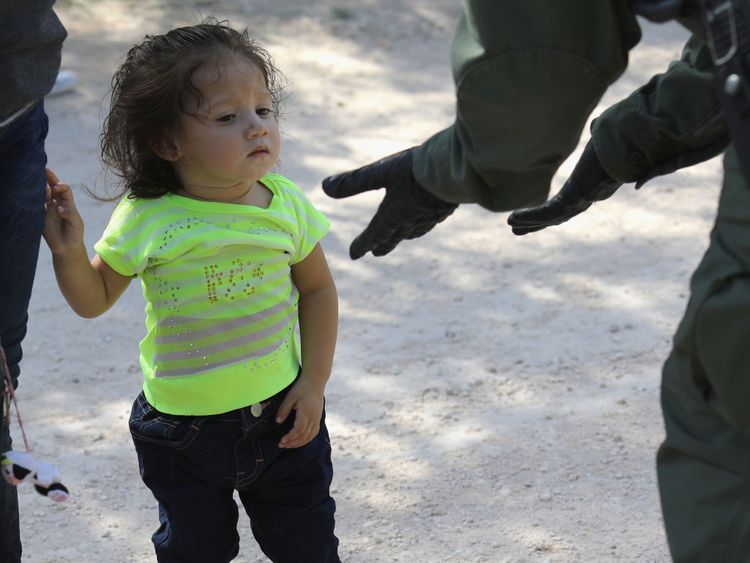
top-left (286, 423), bottom-right (317, 449)
top-left (275, 395), bottom-right (294, 424)
top-left (44, 169), bottom-right (76, 210)
top-left (46, 168), bottom-right (60, 187)
top-left (51, 182), bottom-right (73, 198)
top-left (50, 184), bottom-right (76, 210)
top-left (279, 411), bottom-right (308, 448)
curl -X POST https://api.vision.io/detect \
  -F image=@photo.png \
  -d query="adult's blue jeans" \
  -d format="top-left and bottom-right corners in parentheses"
top-left (0, 101), bottom-right (49, 563)
top-left (129, 383), bottom-right (340, 563)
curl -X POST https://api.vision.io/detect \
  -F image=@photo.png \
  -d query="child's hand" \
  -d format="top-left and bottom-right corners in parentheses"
top-left (275, 378), bottom-right (325, 449)
top-left (43, 168), bottom-right (85, 255)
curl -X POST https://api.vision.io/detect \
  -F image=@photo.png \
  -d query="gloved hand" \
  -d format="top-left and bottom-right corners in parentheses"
top-left (507, 141), bottom-right (622, 235)
top-left (322, 148), bottom-right (458, 259)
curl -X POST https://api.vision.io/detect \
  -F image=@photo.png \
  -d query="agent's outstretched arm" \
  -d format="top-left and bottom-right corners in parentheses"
top-left (322, 0), bottom-right (642, 258)
top-left (508, 35), bottom-right (729, 235)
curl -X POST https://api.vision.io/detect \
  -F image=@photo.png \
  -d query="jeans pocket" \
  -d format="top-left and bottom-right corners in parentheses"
top-left (128, 392), bottom-right (203, 451)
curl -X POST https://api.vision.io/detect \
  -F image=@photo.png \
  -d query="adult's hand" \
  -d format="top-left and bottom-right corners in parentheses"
top-left (507, 141), bottom-right (622, 235)
top-left (322, 148), bottom-right (458, 259)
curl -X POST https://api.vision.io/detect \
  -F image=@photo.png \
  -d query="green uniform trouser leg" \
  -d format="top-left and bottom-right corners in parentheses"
top-left (657, 148), bottom-right (750, 562)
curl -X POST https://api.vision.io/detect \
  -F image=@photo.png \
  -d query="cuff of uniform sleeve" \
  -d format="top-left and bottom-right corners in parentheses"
top-left (590, 97), bottom-right (658, 184)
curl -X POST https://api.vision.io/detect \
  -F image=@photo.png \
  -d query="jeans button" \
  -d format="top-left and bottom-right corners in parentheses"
top-left (250, 403), bottom-right (263, 417)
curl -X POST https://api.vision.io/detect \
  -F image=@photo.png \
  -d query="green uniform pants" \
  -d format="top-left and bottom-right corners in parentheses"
top-left (658, 148), bottom-right (750, 562)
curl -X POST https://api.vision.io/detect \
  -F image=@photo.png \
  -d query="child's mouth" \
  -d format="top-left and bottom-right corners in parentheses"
top-left (248, 147), bottom-right (269, 157)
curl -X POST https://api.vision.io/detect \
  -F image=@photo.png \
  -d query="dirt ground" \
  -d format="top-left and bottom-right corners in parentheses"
top-left (12, 1), bottom-right (722, 561)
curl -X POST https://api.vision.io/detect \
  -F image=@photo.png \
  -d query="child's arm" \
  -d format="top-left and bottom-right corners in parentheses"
top-left (277, 243), bottom-right (338, 448)
top-left (43, 171), bottom-right (132, 318)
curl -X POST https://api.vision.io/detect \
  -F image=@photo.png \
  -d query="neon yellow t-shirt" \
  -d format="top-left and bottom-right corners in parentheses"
top-left (94, 173), bottom-right (330, 415)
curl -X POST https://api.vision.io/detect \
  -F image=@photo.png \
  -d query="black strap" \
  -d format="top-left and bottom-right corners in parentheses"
top-left (702, 1), bottom-right (750, 182)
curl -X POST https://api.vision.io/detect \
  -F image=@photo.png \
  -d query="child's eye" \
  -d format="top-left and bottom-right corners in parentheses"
top-left (216, 114), bottom-right (237, 123)
top-left (257, 107), bottom-right (272, 117)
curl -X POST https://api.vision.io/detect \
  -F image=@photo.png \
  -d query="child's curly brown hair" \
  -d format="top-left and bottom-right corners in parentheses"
top-left (100, 18), bottom-right (283, 199)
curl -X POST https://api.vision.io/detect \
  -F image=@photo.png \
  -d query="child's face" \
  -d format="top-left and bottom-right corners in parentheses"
top-left (169, 55), bottom-right (280, 199)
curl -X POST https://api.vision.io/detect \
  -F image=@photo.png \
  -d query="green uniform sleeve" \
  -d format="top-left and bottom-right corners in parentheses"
top-left (592, 35), bottom-right (729, 185)
top-left (411, 0), bottom-right (641, 212)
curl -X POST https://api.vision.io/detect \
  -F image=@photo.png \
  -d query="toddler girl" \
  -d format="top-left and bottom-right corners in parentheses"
top-left (43, 20), bottom-right (340, 563)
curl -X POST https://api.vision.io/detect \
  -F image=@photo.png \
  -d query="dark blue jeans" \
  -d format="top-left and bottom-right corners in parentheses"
top-left (129, 385), bottom-right (340, 563)
top-left (0, 101), bottom-right (49, 563)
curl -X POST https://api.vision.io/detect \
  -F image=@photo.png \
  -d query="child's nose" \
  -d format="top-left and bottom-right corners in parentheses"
top-left (245, 115), bottom-right (268, 138)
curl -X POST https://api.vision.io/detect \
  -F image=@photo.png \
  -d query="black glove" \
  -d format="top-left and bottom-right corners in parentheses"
top-left (322, 148), bottom-right (458, 259)
top-left (507, 141), bottom-right (622, 235)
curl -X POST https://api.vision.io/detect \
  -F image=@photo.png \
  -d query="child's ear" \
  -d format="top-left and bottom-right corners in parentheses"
top-left (150, 133), bottom-right (181, 162)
